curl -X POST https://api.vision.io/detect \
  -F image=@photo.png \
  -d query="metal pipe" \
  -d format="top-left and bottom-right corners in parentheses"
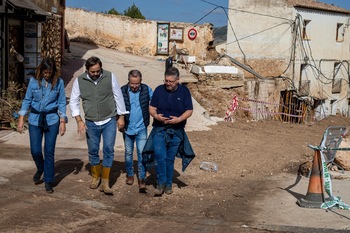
top-left (223, 53), bottom-right (267, 80)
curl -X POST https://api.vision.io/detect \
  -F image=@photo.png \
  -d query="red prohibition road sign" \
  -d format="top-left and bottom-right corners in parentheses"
top-left (188, 28), bottom-right (197, 40)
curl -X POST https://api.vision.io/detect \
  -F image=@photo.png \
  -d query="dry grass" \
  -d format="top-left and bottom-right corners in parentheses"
top-left (0, 81), bottom-right (25, 130)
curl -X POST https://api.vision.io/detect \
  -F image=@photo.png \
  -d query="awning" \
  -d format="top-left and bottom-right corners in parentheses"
top-left (7, 0), bottom-right (50, 16)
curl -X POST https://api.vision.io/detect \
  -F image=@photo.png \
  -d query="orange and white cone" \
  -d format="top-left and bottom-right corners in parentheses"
top-left (297, 150), bottom-right (326, 208)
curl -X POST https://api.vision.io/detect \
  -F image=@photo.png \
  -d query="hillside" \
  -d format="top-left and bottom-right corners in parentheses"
top-left (213, 25), bottom-right (227, 45)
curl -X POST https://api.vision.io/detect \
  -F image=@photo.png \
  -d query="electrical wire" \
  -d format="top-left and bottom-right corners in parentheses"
top-left (196, 0), bottom-right (350, 108)
top-left (199, 0), bottom-right (291, 21)
top-left (194, 6), bottom-right (221, 25)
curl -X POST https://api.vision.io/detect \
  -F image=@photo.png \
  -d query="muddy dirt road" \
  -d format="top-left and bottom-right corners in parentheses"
top-left (1, 43), bottom-right (350, 233)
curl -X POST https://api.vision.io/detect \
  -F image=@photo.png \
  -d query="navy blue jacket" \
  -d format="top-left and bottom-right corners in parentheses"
top-left (142, 126), bottom-right (195, 172)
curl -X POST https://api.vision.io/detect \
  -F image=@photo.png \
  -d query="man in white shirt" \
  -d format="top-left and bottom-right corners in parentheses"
top-left (70, 56), bottom-right (128, 195)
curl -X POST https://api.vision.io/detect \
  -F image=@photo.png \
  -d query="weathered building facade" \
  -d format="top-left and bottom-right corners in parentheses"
top-left (226, 0), bottom-right (350, 121)
top-left (65, 7), bottom-right (214, 62)
top-left (0, 0), bottom-right (66, 94)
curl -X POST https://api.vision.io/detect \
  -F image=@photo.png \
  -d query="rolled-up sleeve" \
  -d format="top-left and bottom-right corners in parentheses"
top-left (18, 78), bottom-right (34, 116)
top-left (57, 78), bottom-right (67, 118)
top-left (69, 78), bottom-right (81, 117)
top-left (111, 73), bottom-right (128, 115)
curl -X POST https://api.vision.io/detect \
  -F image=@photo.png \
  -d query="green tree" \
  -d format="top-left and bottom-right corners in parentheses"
top-left (123, 4), bottom-right (145, 19)
top-left (107, 7), bottom-right (119, 15)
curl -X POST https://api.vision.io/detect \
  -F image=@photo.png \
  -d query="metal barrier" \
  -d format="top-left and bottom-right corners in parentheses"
top-left (308, 126), bottom-right (348, 174)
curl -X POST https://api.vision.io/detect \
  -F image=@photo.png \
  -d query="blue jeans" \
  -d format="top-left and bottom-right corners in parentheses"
top-left (153, 129), bottom-right (181, 186)
top-left (123, 128), bottom-right (147, 179)
top-left (85, 118), bottom-right (116, 168)
top-left (29, 122), bottom-right (59, 183)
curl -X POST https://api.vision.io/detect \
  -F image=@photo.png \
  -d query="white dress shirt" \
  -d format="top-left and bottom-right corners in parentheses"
top-left (69, 72), bottom-right (128, 125)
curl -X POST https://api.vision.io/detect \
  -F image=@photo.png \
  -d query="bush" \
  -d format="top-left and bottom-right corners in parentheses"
top-left (0, 81), bottom-right (25, 130)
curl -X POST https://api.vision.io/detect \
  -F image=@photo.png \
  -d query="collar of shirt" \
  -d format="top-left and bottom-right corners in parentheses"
top-left (128, 85), bottom-right (141, 93)
top-left (41, 78), bottom-right (51, 87)
top-left (87, 73), bottom-right (103, 84)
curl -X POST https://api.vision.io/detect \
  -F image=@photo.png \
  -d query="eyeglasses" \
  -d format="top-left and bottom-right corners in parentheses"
top-left (164, 79), bottom-right (177, 84)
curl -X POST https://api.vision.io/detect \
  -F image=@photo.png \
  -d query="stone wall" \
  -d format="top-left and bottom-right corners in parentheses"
top-left (65, 7), bottom-right (214, 61)
top-left (245, 79), bottom-right (284, 120)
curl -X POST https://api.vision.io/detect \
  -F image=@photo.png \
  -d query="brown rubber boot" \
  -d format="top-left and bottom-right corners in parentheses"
top-left (89, 164), bottom-right (101, 189)
top-left (100, 167), bottom-right (113, 194)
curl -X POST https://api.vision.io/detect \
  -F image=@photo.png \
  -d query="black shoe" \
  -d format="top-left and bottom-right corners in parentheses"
top-left (33, 171), bottom-right (43, 184)
top-left (154, 184), bottom-right (165, 196)
top-left (45, 183), bottom-right (54, 194)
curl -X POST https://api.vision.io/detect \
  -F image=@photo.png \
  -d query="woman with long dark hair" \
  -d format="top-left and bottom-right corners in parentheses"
top-left (17, 57), bottom-right (67, 193)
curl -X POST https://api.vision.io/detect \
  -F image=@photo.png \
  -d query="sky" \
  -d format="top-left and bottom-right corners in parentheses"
top-left (66, 0), bottom-right (350, 28)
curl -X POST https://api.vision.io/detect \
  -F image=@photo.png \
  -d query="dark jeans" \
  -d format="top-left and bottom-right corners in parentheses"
top-left (153, 129), bottom-right (181, 186)
top-left (29, 122), bottom-right (59, 183)
top-left (85, 118), bottom-right (116, 168)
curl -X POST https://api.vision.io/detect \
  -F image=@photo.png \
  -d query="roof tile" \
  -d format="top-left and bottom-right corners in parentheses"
top-left (287, 0), bottom-right (350, 14)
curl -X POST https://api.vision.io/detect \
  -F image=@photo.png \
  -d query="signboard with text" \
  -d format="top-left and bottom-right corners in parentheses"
top-left (156, 23), bottom-right (169, 55)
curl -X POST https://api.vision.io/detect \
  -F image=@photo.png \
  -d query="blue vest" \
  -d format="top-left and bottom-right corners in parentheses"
top-left (121, 83), bottom-right (150, 130)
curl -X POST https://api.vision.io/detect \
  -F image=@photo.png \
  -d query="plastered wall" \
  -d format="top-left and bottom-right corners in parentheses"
top-left (65, 7), bottom-right (214, 61)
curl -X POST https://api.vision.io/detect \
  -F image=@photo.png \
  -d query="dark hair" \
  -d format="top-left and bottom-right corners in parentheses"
top-left (128, 69), bottom-right (142, 81)
top-left (36, 57), bottom-right (59, 89)
top-left (85, 56), bottom-right (102, 70)
top-left (164, 67), bottom-right (179, 79)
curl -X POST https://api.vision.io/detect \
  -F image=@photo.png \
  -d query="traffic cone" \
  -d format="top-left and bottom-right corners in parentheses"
top-left (297, 150), bottom-right (326, 208)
